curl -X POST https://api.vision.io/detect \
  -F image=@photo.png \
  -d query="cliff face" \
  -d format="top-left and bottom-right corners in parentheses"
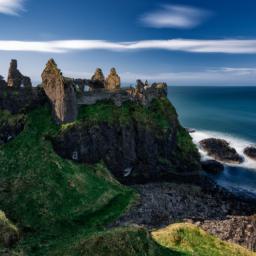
top-left (53, 98), bottom-right (201, 183)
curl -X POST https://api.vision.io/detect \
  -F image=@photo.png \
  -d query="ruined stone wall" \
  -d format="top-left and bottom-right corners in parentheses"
top-left (41, 59), bottom-right (77, 124)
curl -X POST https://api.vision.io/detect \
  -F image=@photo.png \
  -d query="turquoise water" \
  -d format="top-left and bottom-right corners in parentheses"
top-left (168, 86), bottom-right (256, 197)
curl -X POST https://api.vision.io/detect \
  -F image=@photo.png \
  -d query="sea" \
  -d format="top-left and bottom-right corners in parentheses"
top-left (168, 86), bottom-right (256, 197)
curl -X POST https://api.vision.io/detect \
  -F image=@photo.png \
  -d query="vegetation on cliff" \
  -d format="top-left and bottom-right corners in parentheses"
top-left (0, 102), bottom-right (254, 255)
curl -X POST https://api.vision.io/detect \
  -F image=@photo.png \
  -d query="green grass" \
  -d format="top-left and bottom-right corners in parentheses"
top-left (0, 103), bottom-right (253, 256)
top-left (75, 98), bottom-right (178, 136)
top-left (0, 106), bottom-right (136, 255)
top-left (152, 223), bottom-right (256, 256)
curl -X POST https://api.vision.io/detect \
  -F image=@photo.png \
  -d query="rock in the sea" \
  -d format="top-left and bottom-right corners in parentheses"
top-left (244, 146), bottom-right (256, 160)
top-left (89, 68), bottom-right (105, 90)
top-left (41, 59), bottom-right (77, 124)
top-left (105, 68), bottom-right (120, 90)
top-left (199, 138), bottom-right (243, 164)
top-left (201, 160), bottom-right (224, 173)
top-left (7, 59), bottom-right (32, 89)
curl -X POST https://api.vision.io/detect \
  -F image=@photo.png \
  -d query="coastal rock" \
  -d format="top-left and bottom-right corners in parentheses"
top-left (112, 182), bottom-right (256, 251)
top-left (7, 60), bottom-right (32, 89)
top-left (196, 215), bottom-right (256, 252)
top-left (199, 138), bottom-right (243, 164)
top-left (88, 68), bottom-right (105, 90)
top-left (244, 146), bottom-right (256, 160)
top-left (201, 160), bottom-right (224, 173)
top-left (105, 68), bottom-right (120, 90)
top-left (41, 59), bottom-right (77, 124)
top-left (52, 100), bottom-right (201, 183)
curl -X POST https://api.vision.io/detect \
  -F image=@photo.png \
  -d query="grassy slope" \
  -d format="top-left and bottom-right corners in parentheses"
top-left (0, 106), bottom-right (136, 255)
top-left (0, 102), bottom-right (254, 255)
top-left (152, 223), bottom-right (255, 256)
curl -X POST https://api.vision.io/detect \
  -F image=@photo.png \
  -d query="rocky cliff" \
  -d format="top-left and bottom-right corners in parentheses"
top-left (53, 98), bottom-right (201, 183)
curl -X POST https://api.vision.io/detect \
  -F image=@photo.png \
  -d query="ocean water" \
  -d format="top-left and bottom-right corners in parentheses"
top-left (168, 86), bottom-right (256, 197)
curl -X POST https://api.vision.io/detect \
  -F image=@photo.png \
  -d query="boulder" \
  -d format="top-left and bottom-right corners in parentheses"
top-left (7, 59), bottom-right (32, 89)
top-left (201, 160), bottom-right (224, 173)
top-left (199, 138), bottom-right (243, 164)
top-left (88, 68), bottom-right (105, 90)
top-left (41, 59), bottom-right (77, 124)
top-left (105, 68), bottom-right (120, 90)
top-left (244, 146), bottom-right (256, 160)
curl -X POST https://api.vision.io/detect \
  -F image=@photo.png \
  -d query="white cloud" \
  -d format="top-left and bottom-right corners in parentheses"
top-left (1, 39), bottom-right (256, 54)
top-left (120, 67), bottom-right (256, 85)
top-left (140, 5), bottom-right (211, 29)
top-left (0, 0), bottom-right (24, 15)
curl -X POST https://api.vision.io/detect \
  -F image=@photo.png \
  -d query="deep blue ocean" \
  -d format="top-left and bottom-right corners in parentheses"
top-left (168, 86), bottom-right (256, 197)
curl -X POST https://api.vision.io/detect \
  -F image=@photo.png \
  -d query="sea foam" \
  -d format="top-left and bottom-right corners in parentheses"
top-left (190, 130), bottom-right (256, 170)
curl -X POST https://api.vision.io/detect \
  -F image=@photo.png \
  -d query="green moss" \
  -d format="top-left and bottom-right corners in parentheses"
top-left (152, 223), bottom-right (255, 256)
top-left (0, 106), bottom-right (136, 255)
top-left (76, 98), bottom-right (178, 136)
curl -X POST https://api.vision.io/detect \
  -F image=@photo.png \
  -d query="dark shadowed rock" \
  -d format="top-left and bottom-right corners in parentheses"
top-left (244, 146), bottom-right (256, 161)
top-left (22, 76), bottom-right (32, 89)
top-left (7, 59), bottom-right (32, 89)
top-left (201, 159), bottom-right (224, 173)
top-left (105, 68), bottom-right (120, 90)
top-left (199, 138), bottom-right (243, 164)
top-left (52, 100), bottom-right (201, 184)
top-left (41, 59), bottom-right (77, 124)
top-left (0, 75), bottom-right (7, 88)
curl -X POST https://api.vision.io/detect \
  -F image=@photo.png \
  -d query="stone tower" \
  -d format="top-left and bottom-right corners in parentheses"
top-left (41, 59), bottom-right (77, 124)
top-left (105, 68), bottom-right (121, 90)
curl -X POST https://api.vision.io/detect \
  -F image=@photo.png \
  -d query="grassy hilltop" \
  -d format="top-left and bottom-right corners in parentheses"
top-left (0, 99), bottom-right (254, 255)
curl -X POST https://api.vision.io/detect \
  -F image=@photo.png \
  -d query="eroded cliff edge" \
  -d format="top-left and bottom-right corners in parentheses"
top-left (52, 98), bottom-right (201, 184)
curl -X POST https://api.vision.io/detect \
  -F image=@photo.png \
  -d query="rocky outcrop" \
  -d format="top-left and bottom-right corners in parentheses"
top-left (105, 68), bottom-right (120, 90)
top-left (42, 59), bottom-right (77, 124)
top-left (112, 182), bottom-right (256, 251)
top-left (7, 60), bottom-right (32, 89)
top-left (199, 138), bottom-right (243, 164)
top-left (0, 75), bottom-right (7, 88)
top-left (88, 68), bottom-right (105, 91)
top-left (52, 99), bottom-right (201, 183)
top-left (195, 216), bottom-right (256, 252)
top-left (244, 146), bottom-right (256, 160)
top-left (201, 160), bottom-right (224, 173)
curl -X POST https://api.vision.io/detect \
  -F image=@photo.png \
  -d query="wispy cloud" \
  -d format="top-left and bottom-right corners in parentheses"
top-left (120, 67), bottom-right (256, 85)
top-left (0, 39), bottom-right (256, 54)
top-left (140, 5), bottom-right (211, 29)
top-left (0, 0), bottom-right (24, 15)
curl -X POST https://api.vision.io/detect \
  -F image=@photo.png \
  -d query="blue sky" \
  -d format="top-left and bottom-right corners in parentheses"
top-left (0, 0), bottom-right (256, 85)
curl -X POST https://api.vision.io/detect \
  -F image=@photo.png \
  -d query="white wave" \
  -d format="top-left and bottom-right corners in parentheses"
top-left (190, 130), bottom-right (256, 170)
